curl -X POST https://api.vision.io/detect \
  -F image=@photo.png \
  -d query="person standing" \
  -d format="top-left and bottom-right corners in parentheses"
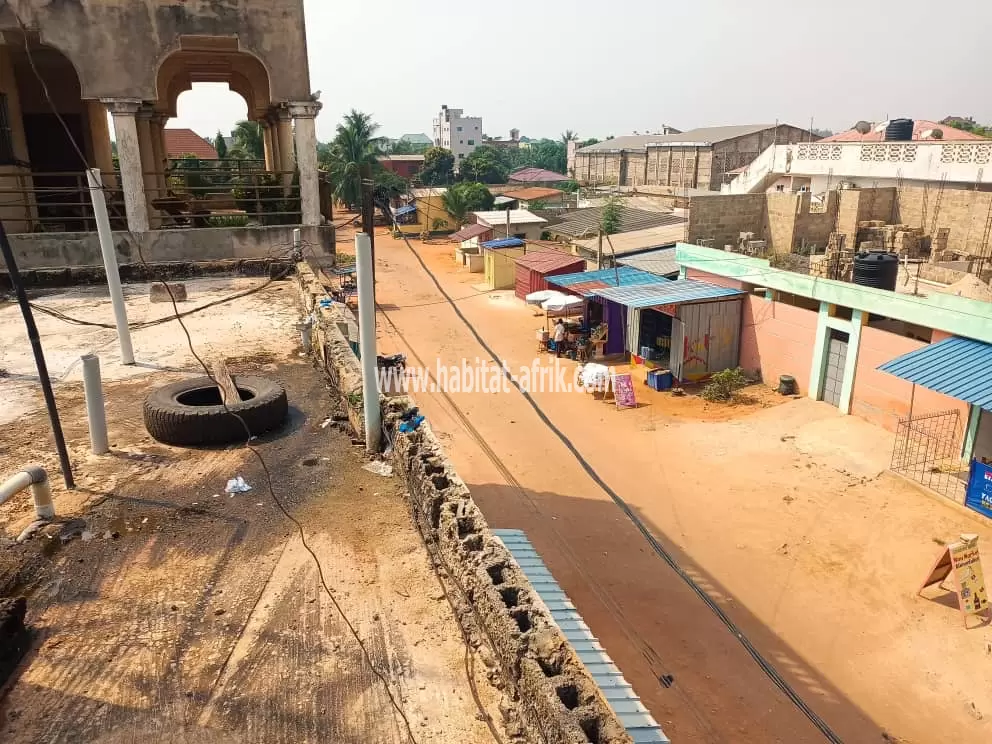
top-left (553, 318), bottom-right (566, 357)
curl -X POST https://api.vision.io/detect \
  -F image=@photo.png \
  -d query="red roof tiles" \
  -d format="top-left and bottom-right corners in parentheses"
top-left (821, 120), bottom-right (986, 143)
top-left (164, 128), bottom-right (220, 160)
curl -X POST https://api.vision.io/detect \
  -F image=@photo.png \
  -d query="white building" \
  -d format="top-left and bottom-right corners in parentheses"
top-left (433, 105), bottom-right (482, 168)
top-left (724, 139), bottom-right (992, 196)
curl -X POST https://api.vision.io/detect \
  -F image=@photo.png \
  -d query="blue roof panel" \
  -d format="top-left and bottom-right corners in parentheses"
top-left (481, 237), bottom-right (525, 249)
top-left (393, 204), bottom-right (417, 217)
top-left (494, 529), bottom-right (670, 744)
top-left (593, 279), bottom-right (745, 308)
top-left (878, 335), bottom-right (992, 411)
top-left (547, 266), bottom-right (665, 289)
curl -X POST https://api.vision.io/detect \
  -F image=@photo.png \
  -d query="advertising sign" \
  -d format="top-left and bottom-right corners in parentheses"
top-left (965, 459), bottom-right (992, 520)
top-left (612, 373), bottom-right (636, 409)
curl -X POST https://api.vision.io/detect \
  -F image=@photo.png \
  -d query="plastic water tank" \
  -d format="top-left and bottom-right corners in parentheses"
top-left (884, 118), bottom-right (914, 141)
top-left (853, 251), bottom-right (899, 291)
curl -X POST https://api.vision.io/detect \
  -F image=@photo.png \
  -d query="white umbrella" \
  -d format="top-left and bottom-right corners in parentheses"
top-left (525, 289), bottom-right (560, 305)
top-left (542, 294), bottom-right (584, 313)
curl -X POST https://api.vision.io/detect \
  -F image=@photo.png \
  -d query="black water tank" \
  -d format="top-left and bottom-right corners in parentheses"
top-left (884, 118), bottom-right (914, 141)
top-left (853, 251), bottom-right (899, 291)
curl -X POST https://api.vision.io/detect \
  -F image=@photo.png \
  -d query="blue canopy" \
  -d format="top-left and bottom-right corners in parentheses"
top-left (878, 335), bottom-right (992, 411)
top-left (481, 237), bottom-right (525, 249)
top-left (394, 204), bottom-right (417, 217)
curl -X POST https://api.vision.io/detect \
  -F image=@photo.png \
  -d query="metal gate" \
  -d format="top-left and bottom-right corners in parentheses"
top-left (821, 330), bottom-right (849, 407)
top-left (890, 409), bottom-right (967, 502)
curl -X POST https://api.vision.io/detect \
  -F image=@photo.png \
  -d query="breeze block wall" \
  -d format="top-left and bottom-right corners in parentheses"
top-left (296, 261), bottom-right (633, 744)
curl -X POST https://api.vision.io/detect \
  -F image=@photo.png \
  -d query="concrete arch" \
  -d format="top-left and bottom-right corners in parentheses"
top-left (154, 43), bottom-right (272, 120)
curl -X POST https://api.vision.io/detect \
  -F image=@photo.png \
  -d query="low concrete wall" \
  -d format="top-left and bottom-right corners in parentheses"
top-left (296, 262), bottom-right (632, 744)
top-left (9, 225), bottom-right (335, 270)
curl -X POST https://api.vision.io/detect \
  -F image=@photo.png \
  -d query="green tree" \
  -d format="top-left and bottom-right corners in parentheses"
top-left (389, 139), bottom-right (416, 155)
top-left (214, 130), bottom-right (228, 159)
top-left (232, 120), bottom-right (264, 160)
top-left (441, 182), bottom-right (494, 225)
top-left (460, 146), bottom-right (511, 184)
top-left (325, 109), bottom-right (384, 209)
top-left (420, 146), bottom-right (455, 186)
top-left (941, 117), bottom-right (992, 138)
top-left (580, 137), bottom-right (600, 148)
top-left (561, 130), bottom-right (578, 146)
top-left (600, 196), bottom-right (622, 235)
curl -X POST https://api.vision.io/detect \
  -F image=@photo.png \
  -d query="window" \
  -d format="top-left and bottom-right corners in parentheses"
top-left (459, 139), bottom-right (463, 144)
top-left (467, 139), bottom-right (475, 145)
top-left (457, 126), bottom-right (463, 132)
top-left (458, 153), bottom-right (464, 159)
top-left (0, 94), bottom-right (14, 165)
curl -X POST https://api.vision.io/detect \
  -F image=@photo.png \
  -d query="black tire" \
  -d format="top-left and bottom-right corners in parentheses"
top-left (143, 375), bottom-right (288, 446)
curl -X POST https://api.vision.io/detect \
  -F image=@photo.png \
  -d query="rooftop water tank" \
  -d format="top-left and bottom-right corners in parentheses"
top-left (853, 251), bottom-right (899, 291)
top-left (884, 118), bottom-right (914, 142)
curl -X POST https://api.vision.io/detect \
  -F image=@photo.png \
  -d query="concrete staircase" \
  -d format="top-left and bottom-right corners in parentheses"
top-left (722, 143), bottom-right (788, 195)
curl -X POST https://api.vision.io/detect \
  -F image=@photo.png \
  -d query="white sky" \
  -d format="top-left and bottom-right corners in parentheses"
top-left (165, 0), bottom-right (992, 143)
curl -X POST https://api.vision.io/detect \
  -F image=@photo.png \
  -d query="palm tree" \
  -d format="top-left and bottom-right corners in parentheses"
top-left (561, 130), bottom-right (578, 146)
top-left (232, 120), bottom-right (264, 160)
top-left (441, 188), bottom-right (470, 227)
top-left (326, 109), bottom-right (383, 209)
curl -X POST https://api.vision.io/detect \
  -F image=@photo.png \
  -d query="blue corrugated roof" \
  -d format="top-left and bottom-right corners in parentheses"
top-left (394, 204), bottom-right (417, 217)
top-left (482, 237), bottom-right (525, 249)
top-left (546, 267), bottom-right (669, 297)
top-left (878, 335), bottom-right (992, 411)
top-left (593, 279), bottom-right (745, 308)
top-left (494, 529), bottom-right (670, 744)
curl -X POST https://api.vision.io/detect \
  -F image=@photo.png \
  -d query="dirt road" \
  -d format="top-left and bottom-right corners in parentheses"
top-left (352, 226), bottom-right (992, 744)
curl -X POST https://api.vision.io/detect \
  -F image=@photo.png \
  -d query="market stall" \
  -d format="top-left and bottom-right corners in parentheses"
top-left (546, 267), bottom-right (671, 357)
top-left (592, 279), bottom-right (745, 382)
top-left (513, 251), bottom-right (586, 301)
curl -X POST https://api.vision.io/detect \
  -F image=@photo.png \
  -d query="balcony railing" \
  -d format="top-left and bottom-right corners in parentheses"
top-left (0, 165), bottom-right (311, 233)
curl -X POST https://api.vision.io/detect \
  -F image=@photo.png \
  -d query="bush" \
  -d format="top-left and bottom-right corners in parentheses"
top-left (701, 367), bottom-right (749, 402)
top-left (208, 215), bottom-right (249, 228)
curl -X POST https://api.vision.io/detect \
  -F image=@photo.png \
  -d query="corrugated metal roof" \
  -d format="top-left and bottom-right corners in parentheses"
top-left (508, 167), bottom-right (571, 183)
top-left (878, 336), bottom-right (992, 411)
top-left (616, 248), bottom-right (680, 277)
top-left (393, 204), bottom-right (417, 217)
top-left (482, 237), bottom-right (526, 249)
top-left (451, 223), bottom-right (490, 241)
top-left (514, 251), bottom-right (585, 273)
top-left (577, 124), bottom-right (786, 153)
top-left (574, 226), bottom-right (686, 258)
top-left (548, 267), bottom-right (668, 297)
top-left (548, 208), bottom-right (684, 240)
top-left (474, 209), bottom-right (548, 226)
top-left (593, 280), bottom-right (745, 308)
top-left (502, 187), bottom-right (565, 201)
top-left (493, 529), bottom-right (670, 744)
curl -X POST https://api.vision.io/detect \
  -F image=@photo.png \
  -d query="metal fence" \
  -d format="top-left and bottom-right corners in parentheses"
top-left (890, 409), bottom-right (968, 503)
top-left (1, 164), bottom-right (305, 233)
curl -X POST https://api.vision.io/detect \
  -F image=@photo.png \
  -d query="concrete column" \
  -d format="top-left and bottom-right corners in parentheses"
top-left (837, 309), bottom-right (866, 415)
top-left (103, 99), bottom-right (148, 232)
top-left (262, 121), bottom-right (275, 170)
top-left (135, 108), bottom-right (160, 227)
top-left (276, 110), bottom-right (295, 172)
top-left (808, 301), bottom-right (831, 400)
top-left (289, 101), bottom-right (322, 226)
top-left (150, 114), bottom-right (169, 198)
top-left (87, 101), bottom-right (115, 182)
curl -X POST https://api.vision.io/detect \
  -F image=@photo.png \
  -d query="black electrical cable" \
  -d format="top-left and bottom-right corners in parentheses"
top-left (14, 13), bottom-right (421, 741)
top-left (384, 216), bottom-right (846, 744)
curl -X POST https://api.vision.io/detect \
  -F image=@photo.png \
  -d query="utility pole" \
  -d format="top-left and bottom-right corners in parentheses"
top-left (597, 230), bottom-right (604, 269)
top-left (0, 220), bottom-right (75, 489)
top-left (360, 163), bottom-right (375, 284)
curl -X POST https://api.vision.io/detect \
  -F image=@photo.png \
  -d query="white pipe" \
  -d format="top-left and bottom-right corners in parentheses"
top-left (82, 353), bottom-right (109, 455)
top-left (86, 168), bottom-right (135, 365)
top-left (0, 466), bottom-right (55, 519)
top-left (355, 232), bottom-right (381, 452)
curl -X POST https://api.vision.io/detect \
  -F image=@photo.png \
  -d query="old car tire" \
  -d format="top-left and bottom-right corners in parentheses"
top-left (143, 376), bottom-right (288, 446)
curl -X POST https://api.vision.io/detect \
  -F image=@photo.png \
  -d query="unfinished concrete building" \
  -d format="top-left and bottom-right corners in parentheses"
top-left (0, 0), bottom-right (331, 269)
top-left (574, 124), bottom-right (814, 191)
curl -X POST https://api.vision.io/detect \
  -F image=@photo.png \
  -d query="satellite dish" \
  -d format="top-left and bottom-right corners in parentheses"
top-left (873, 120), bottom-right (891, 134)
top-left (854, 120), bottom-right (872, 135)
top-left (931, 128), bottom-right (944, 140)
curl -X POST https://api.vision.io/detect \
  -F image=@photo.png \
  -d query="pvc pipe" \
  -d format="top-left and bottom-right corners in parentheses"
top-left (0, 466), bottom-right (55, 519)
top-left (355, 232), bottom-right (381, 452)
top-left (86, 168), bottom-right (135, 365)
top-left (81, 353), bottom-right (109, 455)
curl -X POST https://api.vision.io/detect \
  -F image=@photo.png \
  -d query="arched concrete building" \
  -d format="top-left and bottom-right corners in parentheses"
top-left (0, 1), bottom-right (329, 266)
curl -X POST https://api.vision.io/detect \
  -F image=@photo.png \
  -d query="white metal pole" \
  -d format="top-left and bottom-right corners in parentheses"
top-left (86, 168), bottom-right (134, 365)
top-left (355, 232), bottom-right (381, 452)
top-left (81, 353), bottom-right (109, 455)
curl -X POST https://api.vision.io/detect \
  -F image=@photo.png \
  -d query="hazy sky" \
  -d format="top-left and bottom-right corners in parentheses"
top-left (170, 0), bottom-right (992, 142)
